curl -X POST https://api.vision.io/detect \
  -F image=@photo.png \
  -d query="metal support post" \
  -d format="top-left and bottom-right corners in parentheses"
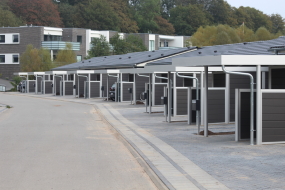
top-left (204, 67), bottom-right (208, 137)
top-left (256, 65), bottom-right (262, 145)
top-left (168, 72), bottom-right (171, 123)
top-left (225, 73), bottom-right (230, 123)
top-left (149, 74), bottom-right (152, 114)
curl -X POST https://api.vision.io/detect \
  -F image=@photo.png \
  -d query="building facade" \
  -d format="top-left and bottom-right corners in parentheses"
top-left (0, 26), bottom-right (189, 79)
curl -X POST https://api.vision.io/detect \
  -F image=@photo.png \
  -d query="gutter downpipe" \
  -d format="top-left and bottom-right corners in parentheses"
top-left (137, 74), bottom-right (150, 113)
top-left (222, 65), bottom-right (255, 145)
top-left (77, 74), bottom-right (88, 99)
top-left (176, 72), bottom-right (200, 133)
top-left (154, 73), bottom-right (172, 122)
top-left (108, 74), bottom-right (119, 102)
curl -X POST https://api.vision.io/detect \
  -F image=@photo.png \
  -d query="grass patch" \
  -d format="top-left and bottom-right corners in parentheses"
top-left (6, 105), bottom-right (12, 109)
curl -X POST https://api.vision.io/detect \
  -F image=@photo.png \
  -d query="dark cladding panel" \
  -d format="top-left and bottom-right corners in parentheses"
top-left (213, 73), bottom-right (225, 87)
top-left (271, 69), bottom-right (285, 89)
top-left (55, 77), bottom-right (61, 95)
top-left (155, 84), bottom-right (167, 105)
top-left (29, 81), bottom-right (35, 93)
top-left (37, 77), bottom-right (42, 93)
top-left (122, 83), bottom-right (133, 101)
top-left (90, 82), bottom-right (100, 97)
top-left (45, 81), bottom-right (52, 94)
top-left (208, 90), bottom-right (225, 123)
top-left (65, 82), bottom-right (73, 95)
top-left (262, 93), bottom-right (285, 142)
top-left (135, 75), bottom-right (149, 100)
top-left (240, 92), bottom-right (256, 140)
top-left (177, 89), bottom-right (188, 115)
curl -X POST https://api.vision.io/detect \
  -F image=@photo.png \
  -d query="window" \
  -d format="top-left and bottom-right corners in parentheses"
top-left (0, 35), bottom-right (5, 43)
top-left (0, 55), bottom-right (5, 63)
top-left (13, 35), bottom-right (19, 42)
top-left (44, 35), bottom-right (62, 41)
top-left (149, 40), bottom-right (155, 51)
top-left (77, 55), bottom-right (82, 62)
top-left (77, 35), bottom-right (82, 44)
top-left (13, 55), bottom-right (19, 63)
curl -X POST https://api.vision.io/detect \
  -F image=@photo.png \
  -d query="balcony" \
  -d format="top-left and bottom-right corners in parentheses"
top-left (41, 41), bottom-right (80, 51)
top-left (159, 46), bottom-right (182, 50)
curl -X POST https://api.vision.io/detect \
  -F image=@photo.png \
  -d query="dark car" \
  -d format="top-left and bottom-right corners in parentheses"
top-left (109, 83), bottom-right (116, 101)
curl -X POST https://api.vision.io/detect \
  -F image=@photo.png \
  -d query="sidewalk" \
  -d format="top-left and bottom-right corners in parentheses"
top-left (5, 93), bottom-right (285, 190)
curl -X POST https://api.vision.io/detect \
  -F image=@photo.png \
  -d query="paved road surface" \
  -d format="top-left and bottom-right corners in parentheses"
top-left (0, 93), bottom-right (158, 190)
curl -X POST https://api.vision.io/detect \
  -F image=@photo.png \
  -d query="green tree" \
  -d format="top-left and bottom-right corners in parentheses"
top-left (255, 27), bottom-right (271, 41)
top-left (20, 44), bottom-right (53, 72)
top-left (110, 34), bottom-right (147, 55)
top-left (74, 0), bottom-right (119, 30)
top-left (58, 3), bottom-right (76, 27)
top-left (270, 14), bottom-right (285, 34)
top-left (10, 76), bottom-right (22, 91)
top-left (86, 35), bottom-right (110, 58)
top-left (125, 34), bottom-right (148, 52)
top-left (169, 4), bottom-right (209, 35)
top-left (0, 5), bottom-right (23, 26)
top-left (110, 0), bottom-right (139, 33)
top-left (54, 43), bottom-right (77, 67)
top-left (131, 0), bottom-right (161, 33)
top-left (153, 15), bottom-right (175, 35)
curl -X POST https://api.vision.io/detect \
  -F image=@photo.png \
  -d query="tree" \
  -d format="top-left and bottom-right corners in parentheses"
top-left (169, 4), bottom-right (209, 35)
top-left (74, 0), bottom-right (119, 31)
top-left (54, 43), bottom-right (77, 67)
top-left (20, 44), bottom-right (53, 72)
top-left (86, 35), bottom-right (110, 58)
top-left (131, 0), bottom-right (161, 33)
top-left (109, 0), bottom-right (139, 33)
top-left (270, 14), bottom-right (285, 34)
top-left (110, 34), bottom-right (147, 55)
top-left (8, 0), bottom-right (63, 27)
top-left (125, 34), bottom-right (148, 52)
top-left (255, 27), bottom-right (271, 41)
top-left (58, 3), bottom-right (76, 27)
top-left (0, 5), bottom-right (23, 27)
top-left (153, 16), bottom-right (175, 35)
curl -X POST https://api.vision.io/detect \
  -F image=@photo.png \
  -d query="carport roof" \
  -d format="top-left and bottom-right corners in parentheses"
top-left (149, 36), bottom-right (285, 65)
top-left (52, 47), bottom-right (196, 71)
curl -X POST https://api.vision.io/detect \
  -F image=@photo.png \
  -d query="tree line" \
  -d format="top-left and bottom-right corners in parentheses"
top-left (0, 0), bottom-right (284, 36)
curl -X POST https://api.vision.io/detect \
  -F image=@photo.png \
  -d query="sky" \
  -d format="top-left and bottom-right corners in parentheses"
top-left (225, 0), bottom-right (285, 18)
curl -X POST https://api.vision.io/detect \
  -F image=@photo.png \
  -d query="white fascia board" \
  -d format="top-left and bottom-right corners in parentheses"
top-left (159, 35), bottom-right (175, 40)
top-left (34, 72), bottom-right (46, 75)
top-left (119, 68), bottom-right (144, 74)
top-left (93, 69), bottom-right (120, 74)
top-left (45, 71), bottom-right (68, 75)
top-left (14, 72), bottom-right (32, 75)
top-left (173, 55), bottom-right (285, 67)
top-left (67, 70), bottom-right (95, 74)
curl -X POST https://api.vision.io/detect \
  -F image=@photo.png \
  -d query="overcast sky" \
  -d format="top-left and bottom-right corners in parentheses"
top-left (226, 0), bottom-right (285, 18)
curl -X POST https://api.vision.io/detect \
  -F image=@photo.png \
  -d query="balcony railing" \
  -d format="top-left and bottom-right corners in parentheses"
top-left (159, 46), bottom-right (182, 50)
top-left (41, 41), bottom-right (80, 51)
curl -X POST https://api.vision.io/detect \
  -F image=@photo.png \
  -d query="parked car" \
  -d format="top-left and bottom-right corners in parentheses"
top-left (109, 83), bottom-right (116, 101)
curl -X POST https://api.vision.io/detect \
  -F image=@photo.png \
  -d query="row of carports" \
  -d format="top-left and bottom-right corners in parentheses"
top-left (15, 55), bottom-right (285, 145)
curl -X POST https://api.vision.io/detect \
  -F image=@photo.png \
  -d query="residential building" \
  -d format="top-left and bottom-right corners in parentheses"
top-left (0, 26), bottom-right (189, 79)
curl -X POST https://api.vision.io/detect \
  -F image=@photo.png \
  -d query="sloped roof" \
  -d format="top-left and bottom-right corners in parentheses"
top-left (52, 47), bottom-right (196, 71)
top-left (149, 36), bottom-right (285, 65)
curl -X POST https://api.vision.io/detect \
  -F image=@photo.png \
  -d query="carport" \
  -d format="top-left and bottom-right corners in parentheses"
top-left (45, 71), bottom-right (68, 96)
top-left (14, 72), bottom-right (36, 93)
top-left (172, 55), bottom-right (285, 145)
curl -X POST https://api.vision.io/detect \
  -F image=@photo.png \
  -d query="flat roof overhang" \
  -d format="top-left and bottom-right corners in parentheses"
top-left (172, 55), bottom-right (285, 67)
top-left (67, 70), bottom-right (95, 75)
top-left (45, 71), bottom-right (68, 75)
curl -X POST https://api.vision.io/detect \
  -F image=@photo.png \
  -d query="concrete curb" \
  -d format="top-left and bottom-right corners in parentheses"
top-left (95, 105), bottom-right (169, 190)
